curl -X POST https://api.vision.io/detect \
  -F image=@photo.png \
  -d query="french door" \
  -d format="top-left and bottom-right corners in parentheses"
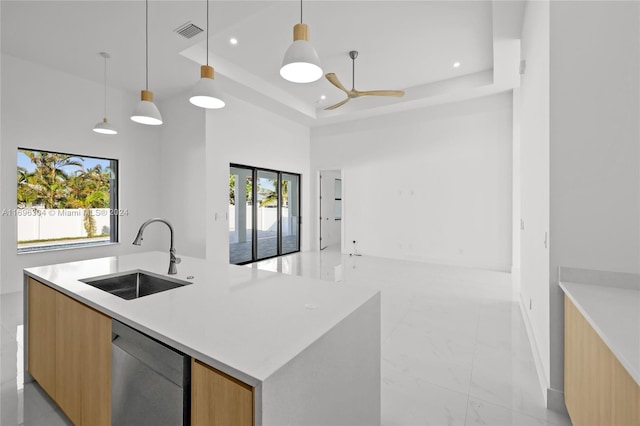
top-left (229, 164), bottom-right (300, 264)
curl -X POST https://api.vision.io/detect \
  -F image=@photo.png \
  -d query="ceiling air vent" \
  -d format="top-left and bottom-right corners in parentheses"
top-left (175, 22), bottom-right (203, 39)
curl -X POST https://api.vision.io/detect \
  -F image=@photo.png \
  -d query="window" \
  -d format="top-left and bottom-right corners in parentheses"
top-left (15, 149), bottom-right (119, 253)
top-left (229, 164), bottom-right (301, 264)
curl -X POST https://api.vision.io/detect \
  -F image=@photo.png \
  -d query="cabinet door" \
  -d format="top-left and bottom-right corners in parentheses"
top-left (192, 359), bottom-right (254, 426)
top-left (27, 278), bottom-right (57, 399)
top-left (56, 291), bottom-right (111, 426)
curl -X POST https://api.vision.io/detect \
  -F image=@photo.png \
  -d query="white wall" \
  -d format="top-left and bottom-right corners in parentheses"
top-left (1, 54), bottom-right (164, 294)
top-left (519, 0), bottom-right (551, 401)
top-left (205, 96), bottom-right (311, 263)
top-left (311, 93), bottom-right (513, 271)
top-left (519, 0), bottom-right (640, 409)
top-left (157, 94), bottom-right (206, 258)
top-left (511, 88), bottom-right (521, 298)
top-left (548, 0), bottom-right (640, 398)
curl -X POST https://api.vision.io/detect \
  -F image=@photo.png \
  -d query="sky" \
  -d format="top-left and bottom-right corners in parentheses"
top-left (17, 150), bottom-right (112, 174)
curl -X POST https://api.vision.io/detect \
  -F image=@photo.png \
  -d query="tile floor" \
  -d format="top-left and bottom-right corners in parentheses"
top-left (0, 247), bottom-right (572, 425)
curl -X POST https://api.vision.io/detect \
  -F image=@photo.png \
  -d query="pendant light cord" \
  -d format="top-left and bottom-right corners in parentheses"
top-left (145, 0), bottom-right (149, 91)
top-left (206, 0), bottom-right (209, 66)
top-left (300, 0), bottom-right (303, 23)
top-left (103, 55), bottom-right (108, 117)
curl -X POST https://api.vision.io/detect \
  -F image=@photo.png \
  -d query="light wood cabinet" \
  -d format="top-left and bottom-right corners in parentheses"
top-left (56, 290), bottom-right (111, 425)
top-left (27, 278), bottom-right (57, 399)
top-left (564, 295), bottom-right (640, 426)
top-left (191, 359), bottom-right (254, 426)
top-left (27, 278), bottom-right (111, 426)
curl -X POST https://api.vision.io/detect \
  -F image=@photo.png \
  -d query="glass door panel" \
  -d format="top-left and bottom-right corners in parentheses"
top-left (281, 173), bottom-right (300, 254)
top-left (229, 166), bottom-right (253, 264)
top-left (256, 170), bottom-right (279, 260)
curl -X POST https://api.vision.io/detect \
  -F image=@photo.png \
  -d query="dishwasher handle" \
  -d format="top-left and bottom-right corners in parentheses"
top-left (112, 320), bottom-right (187, 387)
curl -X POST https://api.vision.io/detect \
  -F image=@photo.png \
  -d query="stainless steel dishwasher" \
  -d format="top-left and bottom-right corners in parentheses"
top-left (111, 320), bottom-right (191, 425)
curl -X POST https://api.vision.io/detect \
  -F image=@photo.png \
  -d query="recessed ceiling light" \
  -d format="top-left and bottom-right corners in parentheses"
top-left (453, 62), bottom-right (461, 68)
top-left (320, 95), bottom-right (326, 100)
top-left (229, 38), bottom-right (238, 45)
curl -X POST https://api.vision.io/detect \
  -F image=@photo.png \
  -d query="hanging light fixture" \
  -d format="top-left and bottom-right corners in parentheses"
top-left (131, 0), bottom-right (163, 125)
top-left (189, 0), bottom-right (225, 109)
top-left (93, 52), bottom-right (118, 135)
top-left (280, 0), bottom-right (322, 83)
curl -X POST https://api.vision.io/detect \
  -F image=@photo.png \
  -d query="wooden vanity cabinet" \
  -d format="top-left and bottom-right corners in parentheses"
top-left (564, 295), bottom-right (640, 426)
top-left (27, 277), bottom-right (111, 426)
top-left (191, 359), bottom-right (254, 426)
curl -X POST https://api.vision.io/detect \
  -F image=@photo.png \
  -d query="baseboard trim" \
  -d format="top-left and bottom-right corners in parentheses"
top-left (547, 387), bottom-right (568, 415)
top-left (518, 294), bottom-right (549, 406)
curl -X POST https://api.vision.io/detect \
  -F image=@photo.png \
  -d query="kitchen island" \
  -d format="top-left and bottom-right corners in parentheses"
top-left (24, 251), bottom-right (381, 425)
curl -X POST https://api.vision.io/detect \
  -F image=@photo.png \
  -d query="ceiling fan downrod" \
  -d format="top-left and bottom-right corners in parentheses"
top-left (350, 50), bottom-right (358, 91)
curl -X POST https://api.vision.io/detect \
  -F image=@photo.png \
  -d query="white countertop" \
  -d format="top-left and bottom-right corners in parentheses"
top-left (24, 251), bottom-right (379, 386)
top-left (559, 281), bottom-right (640, 385)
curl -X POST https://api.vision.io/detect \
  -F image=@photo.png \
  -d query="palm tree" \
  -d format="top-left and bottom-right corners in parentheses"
top-left (19, 150), bottom-right (83, 208)
top-left (259, 179), bottom-right (288, 207)
top-left (17, 166), bottom-right (38, 207)
top-left (64, 168), bottom-right (110, 237)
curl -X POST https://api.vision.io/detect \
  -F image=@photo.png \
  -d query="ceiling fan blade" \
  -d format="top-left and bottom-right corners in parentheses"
top-left (324, 98), bottom-right (350, 111)
top-left (325, 73), bottom-right (349, 94)
top-left (355, 90), bottom-right (405, 97)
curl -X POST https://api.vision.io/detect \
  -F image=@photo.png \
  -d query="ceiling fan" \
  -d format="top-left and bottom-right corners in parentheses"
top-left (324, 51), bottom-right (405, 110)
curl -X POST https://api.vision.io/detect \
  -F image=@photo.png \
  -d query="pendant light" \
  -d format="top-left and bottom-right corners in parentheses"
top-left (131, 0), bottom-right (163, 125)
top-left (189, 0), bottom-right (225, 109)
top-left (93, 52), bottom-right (118, 135)
top-left (280, 0), bottom-right (322, 83)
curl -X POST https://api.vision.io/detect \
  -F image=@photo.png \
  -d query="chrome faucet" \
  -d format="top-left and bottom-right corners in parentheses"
top-left (132, 218), bottom-right (181, 274)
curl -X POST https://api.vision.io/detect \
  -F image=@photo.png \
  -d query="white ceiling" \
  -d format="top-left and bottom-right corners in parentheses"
top-left (1, 1), bottom-right (525, 126)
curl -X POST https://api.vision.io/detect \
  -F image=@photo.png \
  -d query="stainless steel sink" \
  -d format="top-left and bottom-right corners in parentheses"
top-left (80, 270), bottom-right (192, 300)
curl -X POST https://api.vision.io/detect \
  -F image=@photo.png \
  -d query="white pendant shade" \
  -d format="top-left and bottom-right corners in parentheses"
top-left (93, 118), bottom-right (118, 135)
top-left (280, 40), bottom-right (323, 83)
top-left (280, 23), bottom-right (322, 83)
top-left (131, 90), bottom-right (163, 125)
top-left (190, 65), bottom-right (225, 109)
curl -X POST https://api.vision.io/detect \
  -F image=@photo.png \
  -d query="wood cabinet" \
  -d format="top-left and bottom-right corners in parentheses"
top-left (27, 278), bottom-right (111, 426)
top-left (564, 295), bottom-right (640, 426)
top-left (191, 359), bottom-right (254, 426)
top-left (27, 278), bottom-right (57, 399)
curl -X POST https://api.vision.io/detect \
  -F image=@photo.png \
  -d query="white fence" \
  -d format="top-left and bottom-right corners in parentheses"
top-left (17, 208), bottom-right (111, 241)
top-left (229, 205), bottom-right (293, 243)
